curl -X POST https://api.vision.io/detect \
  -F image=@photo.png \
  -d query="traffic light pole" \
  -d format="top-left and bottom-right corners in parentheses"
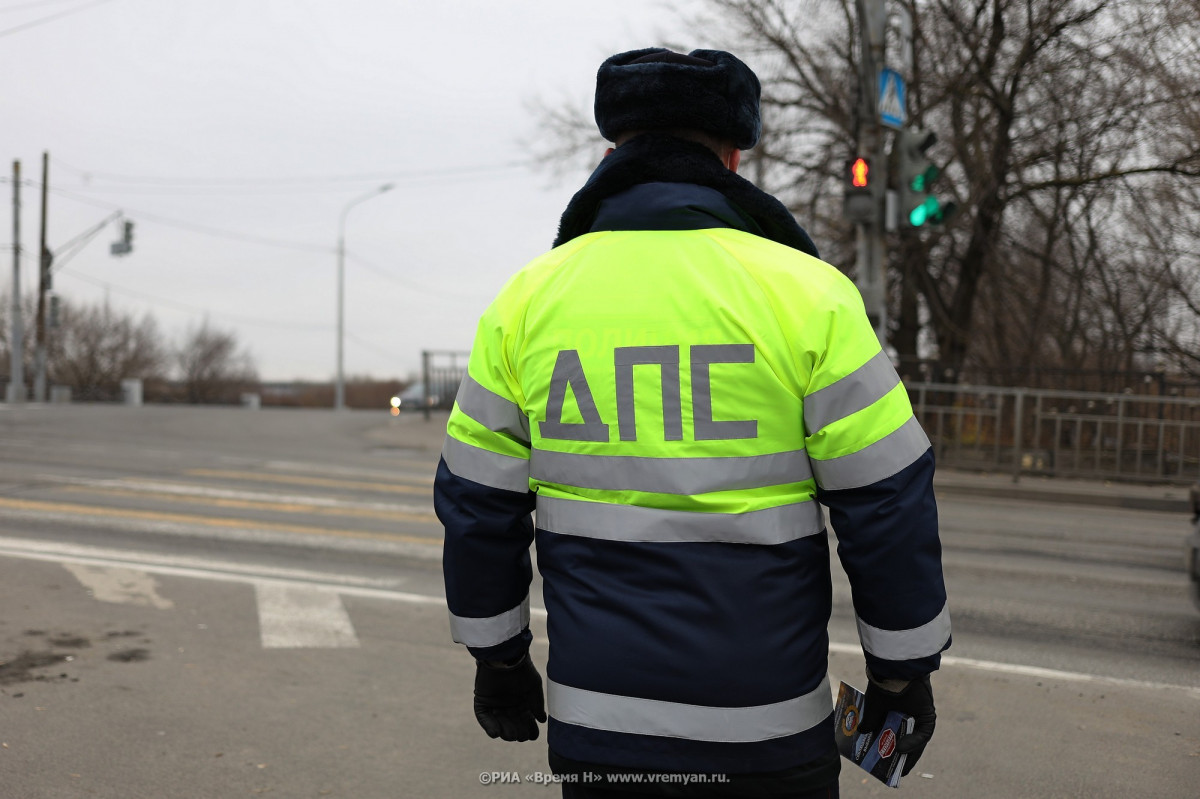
top-left (8, 161), bottom-right (24, 404)
top-left (853, 0), bottom-right (889, 343)
top-left (34, 151), bottom-right (50, 403)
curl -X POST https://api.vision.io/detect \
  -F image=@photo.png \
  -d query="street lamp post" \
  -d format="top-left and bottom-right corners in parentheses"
top-left (335, 183), bottom-right (393, 411)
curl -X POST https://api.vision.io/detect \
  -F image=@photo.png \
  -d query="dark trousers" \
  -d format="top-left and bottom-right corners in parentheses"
top-left (561, 782), bottom-right (839, 799)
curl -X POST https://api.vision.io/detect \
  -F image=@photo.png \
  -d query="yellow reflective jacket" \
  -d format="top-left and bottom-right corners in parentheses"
top-left (436, 136), bottom-right (948, 778)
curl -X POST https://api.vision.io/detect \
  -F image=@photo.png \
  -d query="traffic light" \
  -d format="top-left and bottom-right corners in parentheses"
top-left (111, 220), bottom-right (134, 256)
top-left (894, 128), bottom-right (955, 227)
top-left (842, 156), bottom-right (876, 224)
top-left (850, 157), bottom-right (870, 188)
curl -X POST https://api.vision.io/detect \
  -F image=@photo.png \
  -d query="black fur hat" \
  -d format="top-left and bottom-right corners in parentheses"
top-left (594, 48), bottom-right (762, 150)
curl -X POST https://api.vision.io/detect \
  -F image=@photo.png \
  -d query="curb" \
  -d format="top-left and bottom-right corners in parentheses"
top-left (366, 418), bottom-right (1194, 515)
top-left (935, 480), bottom-right (1191, 514)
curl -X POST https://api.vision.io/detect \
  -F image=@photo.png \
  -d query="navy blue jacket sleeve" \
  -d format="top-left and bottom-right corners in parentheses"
top-left (435, 457), bottom-right (536, 662)
top-left (818, 448), bottom-right (951, 681)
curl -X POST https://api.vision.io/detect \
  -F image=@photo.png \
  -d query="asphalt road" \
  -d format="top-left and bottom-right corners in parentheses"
top-left (0, 404), bottom-right (1196, 798)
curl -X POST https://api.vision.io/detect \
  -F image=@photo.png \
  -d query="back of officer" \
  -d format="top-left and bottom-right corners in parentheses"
top-left (435, 47), bottom-right (951, 798)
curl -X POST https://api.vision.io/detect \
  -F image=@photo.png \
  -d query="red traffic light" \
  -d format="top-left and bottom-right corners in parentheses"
top-left (850, 157), bottom-right (870, 188)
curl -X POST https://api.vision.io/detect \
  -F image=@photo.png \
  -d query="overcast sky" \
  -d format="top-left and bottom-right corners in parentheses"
top-left (2, 0), bottom-right (702, 382)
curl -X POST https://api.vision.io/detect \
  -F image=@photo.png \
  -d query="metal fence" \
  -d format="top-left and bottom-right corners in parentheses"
top-left (420, 350), bottom-right (469, 419)
top-left (420, 349), bottom-right (1200, 485)
top-left (910, 383), bottom-right (1200, 484)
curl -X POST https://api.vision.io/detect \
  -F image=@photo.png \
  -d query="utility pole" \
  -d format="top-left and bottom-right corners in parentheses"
top-left (852, 0), bottom-right (891, 343)
top-left (34, 151), bottom-right (50, 403)
top-left (8, 160), bottom-right (24, 404)
top-left (334, 183), bottom-right (393, 411)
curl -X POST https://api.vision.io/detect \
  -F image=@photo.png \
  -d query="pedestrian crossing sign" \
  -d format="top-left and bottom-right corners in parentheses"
top-left (878, 69), bottom-right (906, 129)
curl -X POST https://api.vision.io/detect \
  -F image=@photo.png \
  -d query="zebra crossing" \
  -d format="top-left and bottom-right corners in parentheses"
top-left (0, 458), bottom-right (455, 650)
top-left (0, 534), bottom-right (472, 650)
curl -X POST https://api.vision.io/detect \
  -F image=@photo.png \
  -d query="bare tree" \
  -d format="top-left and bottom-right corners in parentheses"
top-left (0, 291), bottom-right (35, 390)
top-left (47, 298), bottom-right (166, 401)
top-left (527, 0), bottom-right (1200, 387)
top-left (931, 0), bottom-right (1200, 384)
top-left (176, 320), bottom-right (258, 404)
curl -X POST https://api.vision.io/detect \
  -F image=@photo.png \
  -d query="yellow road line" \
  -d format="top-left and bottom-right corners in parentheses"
top-left (186, 469), bottom-right (431, 495)
top-left (60, 486), bottom-right (437, 522)
top-left (0, 497), bottom-right (441, 548)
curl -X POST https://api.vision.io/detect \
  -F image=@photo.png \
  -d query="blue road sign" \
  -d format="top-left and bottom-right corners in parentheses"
top-left (878, 69), bottom-right (906, 129)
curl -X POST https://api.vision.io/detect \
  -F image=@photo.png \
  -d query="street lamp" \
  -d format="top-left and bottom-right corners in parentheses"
top-left (335, 183), bottom-right (394, 411)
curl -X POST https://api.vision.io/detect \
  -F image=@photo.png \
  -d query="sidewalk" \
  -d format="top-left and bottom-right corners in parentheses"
top-left (933, 469), bottom-right (1192, 513)
top-left (371, 411), bottom-right (1194, 514)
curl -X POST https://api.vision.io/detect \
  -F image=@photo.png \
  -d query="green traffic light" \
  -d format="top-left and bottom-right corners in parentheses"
top-left (911, 165), bottom-right (939, 192)
top-left (910, 196), bottom-right (942, 227)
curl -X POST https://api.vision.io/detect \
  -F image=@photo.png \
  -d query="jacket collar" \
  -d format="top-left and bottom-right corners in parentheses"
top-left (590, 182), bottom-right (750, 234)
top-left (553, 133), bottom-right (819, 258)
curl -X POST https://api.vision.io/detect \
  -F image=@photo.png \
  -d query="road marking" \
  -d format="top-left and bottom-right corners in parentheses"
top-left (255, 583), bottom-right (360, 649)
top-left (60, 485), bottom-right (435, 522)
top-left (0, 536), bottom-right (454, 607)
top-left (44, 476), bottom-right (432, 515)
top-left (264, 460), bottom-right (435, 484)
top-left (0, 536), bottom-right (415, 587)
top-left (0, 497), bottom-right (441, 547)
top-left (62, 563), bottom-right (174, 610)
top-left (826, 642), bottom-right (1199, 699)
top-left (187, 469), bottom-right (431, 495)
top-left (1, 537), bottom-right (1195, 698)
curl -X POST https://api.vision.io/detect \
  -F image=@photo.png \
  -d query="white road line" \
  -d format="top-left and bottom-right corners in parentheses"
top-left (0, 510), bottom-right (441, 561)
top-left (0, 537), bottom-right (1195, 698)
top-left (255, 582), bottom-right (359, 649)
top-left (829, 642), bottom-right (1199, 699)
top-left (62, 563), bottom-right (174, 610)
top-left (264, 460), bottom-right (434, 483)
top-left (40, 476), bottom-right (431, 514)
top-left (0, 536), bottom-right (409, 589)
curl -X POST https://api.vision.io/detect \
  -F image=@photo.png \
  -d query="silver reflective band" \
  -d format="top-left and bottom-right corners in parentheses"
top-left (548, 675), bottom-right (832, 743)
top-left (442, 436), bottom-right (530, 493)
top-left (536, 495), bottom-right (824, 545)
top-left (456, 375), bottom-right (530, 445)
top-left (856, 603), bottom-right (951, 661)
top-left (530, 448), bottom-right (813, 495)
top-left (809, 416), bottom-right (930, 491)
top-left (449, 596), bottom-right (531, 648)
top-left (803, 350), bottom-right (900, 434)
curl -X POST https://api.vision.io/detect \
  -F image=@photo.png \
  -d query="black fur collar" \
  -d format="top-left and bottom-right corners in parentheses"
top-left (553, 133), bottom-right (818, 258)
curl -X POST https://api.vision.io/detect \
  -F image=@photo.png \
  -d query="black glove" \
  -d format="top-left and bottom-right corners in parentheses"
top-left (858, 672), bottom-right (936, 776)
top-left (473, 653), bottom-right (547, 742)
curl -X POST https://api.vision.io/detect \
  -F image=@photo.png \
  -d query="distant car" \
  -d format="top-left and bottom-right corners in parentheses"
top-left (1188, 481), bottom-right (1200, 612)
top-left (389, 383), bottom-right (439, 414)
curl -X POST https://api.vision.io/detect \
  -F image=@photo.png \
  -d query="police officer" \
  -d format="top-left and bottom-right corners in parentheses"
top-left (435, 48), bottom-right (950, 798)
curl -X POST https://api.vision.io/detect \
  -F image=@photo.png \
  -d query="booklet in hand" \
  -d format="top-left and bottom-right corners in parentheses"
top-left (833, 680), bottom-right (915, 789)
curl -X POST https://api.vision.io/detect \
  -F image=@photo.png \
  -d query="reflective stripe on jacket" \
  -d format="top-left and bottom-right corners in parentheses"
top-left (435, 180), bottom-right (949, 774)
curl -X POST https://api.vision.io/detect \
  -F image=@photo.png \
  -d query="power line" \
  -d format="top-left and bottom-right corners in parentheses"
top-left (48, 186), bottom-right (333, 254)
top-left (344, 330), bottom-right (404, 361)
top-left (52, 158), bottom-right (530, 191)
top-left (0, 0), bottom-right (116, 38)
top-left (58, 268), bottom-right (398, 367)
top-left (345, 251), bottom-right (490, 301)
top-left (58, 267), bottom-right (331, 332)
top-left (0, 0), bottom-right (83, 14)
top-left (32, 186), bottom-right (490, 302)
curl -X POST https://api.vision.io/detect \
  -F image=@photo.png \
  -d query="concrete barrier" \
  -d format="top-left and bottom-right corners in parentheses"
top-left (121, 379), bottom-right (143, 406)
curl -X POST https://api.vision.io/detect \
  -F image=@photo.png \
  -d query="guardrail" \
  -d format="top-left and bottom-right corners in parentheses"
top-left (420, 350), bottom-right (469, 420)
top-left (910, 383), bottom-right (1200, 484)
top-left (420, 351), bottom-right (1200, 485)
